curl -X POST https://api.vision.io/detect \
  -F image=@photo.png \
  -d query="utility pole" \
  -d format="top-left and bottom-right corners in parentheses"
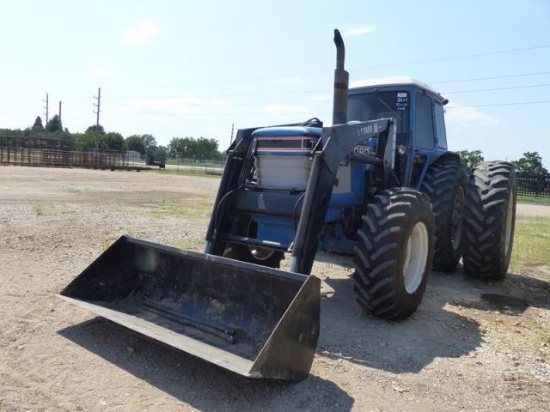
top-left (230, 123), bottom-right (234, 144)
top-left (43, 93), bottom-right (49, 125)
top-left (93, 87), bottom-right (101, 150)
top-left (58, 101), bottom-right (62, 123)
top-left (93, 87), bottom-right (101, 128)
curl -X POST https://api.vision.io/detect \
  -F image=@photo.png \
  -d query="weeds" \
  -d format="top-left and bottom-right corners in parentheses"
top-left (143, 197), bottom-right (213, 219)
top-left (32, 203), bottom-right (59, 216)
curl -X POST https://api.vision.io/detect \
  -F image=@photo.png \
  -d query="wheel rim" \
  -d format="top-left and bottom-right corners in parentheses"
top-left (504, 190), bottom-right (514, 256)
top-left (250, 247), bottom-right (275, 261)
top-left (451, 187), bottom-right (465, 252)
top-left (245, 219), bottom-right (276, 262)
top-left (403, 222), bottom-right (429, 294)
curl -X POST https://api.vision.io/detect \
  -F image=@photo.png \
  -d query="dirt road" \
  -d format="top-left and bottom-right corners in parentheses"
top-left (0, 167), bottom-right (548, 411)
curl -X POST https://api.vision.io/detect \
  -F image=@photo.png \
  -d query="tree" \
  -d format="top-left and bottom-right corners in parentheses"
top-left (142, 134), bottom-right (157, 149)
top-left (168, 136), bottom-right (221, 160)
top-left (31, 116), bottom-right (44, 132)
top-left (85, 125), bottom-right (105, 134)
top-left (456, 150), bottom-right (484, 174)
top-left (126, 135), bottom-right (147, 155)
top-left (74, 132), bottom-right (107, 151)
top-left (104, 132), bottom-right (126, 151)
top-left (148, 145), bottom-right (168, 159)
top-left (45, 115), bottom-right (63, 133)
top-left (512, 152), bottom-right (548, 174)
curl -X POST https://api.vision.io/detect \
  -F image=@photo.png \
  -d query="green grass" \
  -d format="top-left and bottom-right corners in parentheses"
top-left (510, 215), bottom-right (550, 268)
top-left (31, 203), bottom-right (60, 216)
top-left (517, 195), bottom-right (550, 205)
top-left (153, 169), bottom-right (221, 178)
top-left (142, 197), bottom-right (214, 219)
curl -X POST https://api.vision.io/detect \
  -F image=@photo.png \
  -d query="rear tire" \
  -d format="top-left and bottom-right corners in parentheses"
top-left (353, 188), bottom-right (435, 320)
top-left (462, 161), bottom-right (517, 280)
top-left (421, 155), bottom-right (467, 272)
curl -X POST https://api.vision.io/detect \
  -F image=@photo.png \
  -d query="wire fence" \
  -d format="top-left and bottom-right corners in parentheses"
top-left (166, 158), bottom-right (225, 175)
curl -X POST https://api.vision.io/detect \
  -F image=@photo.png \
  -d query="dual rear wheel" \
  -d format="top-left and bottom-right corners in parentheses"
top-left (353, 159), bottom-right (517, 320)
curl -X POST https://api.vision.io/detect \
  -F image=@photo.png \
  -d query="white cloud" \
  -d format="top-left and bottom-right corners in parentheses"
top-left (445, 102), bottom-right (500, 126)
top-left (263, 104), bottom-right (317, 118)
top-left (124, 21), bottom-right (159, 44)
top-left (342, 26), bottom-right (375, 38)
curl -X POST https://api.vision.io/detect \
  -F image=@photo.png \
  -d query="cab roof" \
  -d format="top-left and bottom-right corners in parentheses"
top-left (350, 76), bottom-right (448, 105)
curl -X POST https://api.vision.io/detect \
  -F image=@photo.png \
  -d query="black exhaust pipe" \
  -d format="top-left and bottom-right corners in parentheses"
top-left (332, 29), bottom-right (349, 125)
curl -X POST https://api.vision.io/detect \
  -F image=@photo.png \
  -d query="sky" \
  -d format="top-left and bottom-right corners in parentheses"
top-left (1, 0), bottom-right (550, 167)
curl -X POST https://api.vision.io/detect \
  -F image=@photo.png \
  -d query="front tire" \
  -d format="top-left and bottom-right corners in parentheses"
top-left (462, 161), bottom-right (517, 280)
top-left (353, 188), bottom-right (435, 320)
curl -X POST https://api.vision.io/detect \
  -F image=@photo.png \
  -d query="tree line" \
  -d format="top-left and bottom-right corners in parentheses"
top-left (0, 115), bottom-right (225, 161)
top-left (456, 150), bottom-right (548, 175)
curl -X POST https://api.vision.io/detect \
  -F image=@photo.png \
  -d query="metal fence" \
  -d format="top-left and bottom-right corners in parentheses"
top-left (0, 146), bottom-right (147, 170)
top-left (167, 158), bottom-right (225, 175)
top-left (516, 173), bottom-right (550, 197)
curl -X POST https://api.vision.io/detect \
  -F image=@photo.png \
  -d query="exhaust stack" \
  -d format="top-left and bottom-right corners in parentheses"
top-left (332, 29), bottom-right (349, 125)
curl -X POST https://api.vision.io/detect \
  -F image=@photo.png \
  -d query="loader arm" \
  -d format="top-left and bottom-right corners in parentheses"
top-left (204, 119), bottom-right (396, 275)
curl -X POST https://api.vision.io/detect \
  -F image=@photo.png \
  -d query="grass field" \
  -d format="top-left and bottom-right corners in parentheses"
top-left (518, 194), bottom-right (550, 205)
top-left (512, 214), bottom-right (550, 267)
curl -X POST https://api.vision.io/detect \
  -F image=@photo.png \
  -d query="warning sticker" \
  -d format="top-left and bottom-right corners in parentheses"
top-left (396, 92), bottom-right (409, 111)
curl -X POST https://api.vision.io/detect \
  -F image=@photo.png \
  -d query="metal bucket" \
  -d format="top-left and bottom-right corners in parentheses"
top-left (59, 236), bottom-right (320, 380)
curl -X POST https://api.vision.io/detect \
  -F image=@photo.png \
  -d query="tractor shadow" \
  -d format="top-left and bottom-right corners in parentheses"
top-left (313, 252), bottom-right (550, 375)
top-left (446, 265), bottom-right (550, 315)
top-left (58, 319), bottom-right (354, 411)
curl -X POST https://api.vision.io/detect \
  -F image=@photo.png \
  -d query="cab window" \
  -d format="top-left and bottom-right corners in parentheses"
top-left (434, 103), bottom-right (447, 149)
top-left (415, 94), bottom-right (435, 150)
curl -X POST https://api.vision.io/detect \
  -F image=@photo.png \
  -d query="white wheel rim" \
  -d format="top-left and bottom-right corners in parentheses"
top-left (250, 247), bottom-right (275, 261)
top-left (403, 222), bottom-right (429, 294)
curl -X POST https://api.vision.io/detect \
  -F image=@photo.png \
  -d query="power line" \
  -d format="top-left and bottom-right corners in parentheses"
top-left (354, 44), bottom-right (550, 71)
top-left (103, 71), bottom-right (550, 100)
top-left (448, 99), bottom-right (550, 108)
top-left (124, 44), bottom-right (550, 89)
top-left (444, 83), bottom-right (550, 94)
top-left (99, 82), bottom-right (550, 110)
top-left (101, 98), bottom-right (550, 117)
top-left (431, 70), bottom-right (550, 84)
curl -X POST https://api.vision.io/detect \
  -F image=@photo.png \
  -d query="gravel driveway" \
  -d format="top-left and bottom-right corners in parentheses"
top-left (0, 167), bottom-right (548, 411)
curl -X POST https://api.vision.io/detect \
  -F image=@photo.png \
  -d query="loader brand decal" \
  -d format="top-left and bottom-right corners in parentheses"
top-left (396, 92), bottom-right (409, 111)
top-left (357, 123), bottom-right (377, 136)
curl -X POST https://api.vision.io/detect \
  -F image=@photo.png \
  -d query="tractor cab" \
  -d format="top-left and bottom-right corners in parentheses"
top-left (347, 77), bottom-right (449, 188)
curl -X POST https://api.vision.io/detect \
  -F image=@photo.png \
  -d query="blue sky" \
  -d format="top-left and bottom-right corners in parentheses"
top-left (1, 0), bottom-right (550, 167)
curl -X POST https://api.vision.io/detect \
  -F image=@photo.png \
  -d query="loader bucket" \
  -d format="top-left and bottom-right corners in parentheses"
top-left (59, 235), bottom-right (320, 380)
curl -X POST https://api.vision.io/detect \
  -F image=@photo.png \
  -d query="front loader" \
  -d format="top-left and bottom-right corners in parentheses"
top-left (60, 30), bottom-right (517, 381)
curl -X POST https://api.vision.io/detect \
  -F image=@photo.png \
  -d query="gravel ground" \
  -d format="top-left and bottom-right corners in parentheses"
top-left (0, 166), bottom-right (549, 412)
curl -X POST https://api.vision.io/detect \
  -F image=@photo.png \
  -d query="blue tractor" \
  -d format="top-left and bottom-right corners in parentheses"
top-left (203, 30), bottom-right (517, 320)
top-left (61, 30), bottom-right (517, 380)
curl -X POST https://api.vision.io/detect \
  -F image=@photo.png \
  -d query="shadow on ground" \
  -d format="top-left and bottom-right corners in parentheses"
top-left (313, 253), bottom-right (549, 374)
top-left (58, 319), bottom-right (354, 411)
top-left (448, 268), bottom-right (550, 315)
